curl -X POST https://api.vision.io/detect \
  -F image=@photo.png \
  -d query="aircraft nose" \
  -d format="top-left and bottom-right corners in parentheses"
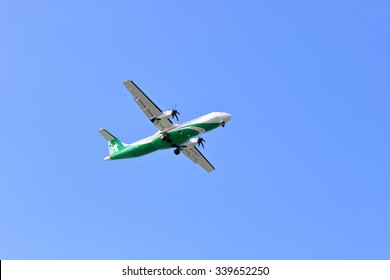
top-left (223, 112), bottom-right (232, 122)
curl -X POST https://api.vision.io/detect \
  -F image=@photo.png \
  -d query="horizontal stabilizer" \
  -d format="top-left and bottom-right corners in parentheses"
top-left (98, 128), bottom-right (116, 141)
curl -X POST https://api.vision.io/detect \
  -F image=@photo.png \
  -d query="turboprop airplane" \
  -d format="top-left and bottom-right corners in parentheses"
top-left (99, 80), bottom-right (232, 172)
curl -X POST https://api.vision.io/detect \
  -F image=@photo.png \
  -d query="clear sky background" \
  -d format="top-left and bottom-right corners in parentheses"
top-left (1, 0), bottom-right (389, 259)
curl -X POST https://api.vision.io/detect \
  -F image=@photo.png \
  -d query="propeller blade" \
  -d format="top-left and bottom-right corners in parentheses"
top-left (170, 107), bottom-right (180, 122)
top-left (197, 137), bottom-right (205, 149)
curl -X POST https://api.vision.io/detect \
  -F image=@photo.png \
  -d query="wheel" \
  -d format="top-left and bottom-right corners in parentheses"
top-left (174, 149), bottom-right (180, 155)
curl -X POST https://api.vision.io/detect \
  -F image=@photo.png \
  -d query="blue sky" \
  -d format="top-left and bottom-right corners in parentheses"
top-left (1, 0), bottom-right (389, 259)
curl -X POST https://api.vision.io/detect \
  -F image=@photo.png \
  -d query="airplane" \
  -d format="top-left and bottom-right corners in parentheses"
top-left (98, 80), bottom-right (232, 172)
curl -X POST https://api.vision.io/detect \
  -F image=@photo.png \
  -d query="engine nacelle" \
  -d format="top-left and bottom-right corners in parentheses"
top-left (150, 110), bottom-right (175, 123)
top-left (182, 137), bottom-right (199, 147)
top-left (157, 110), bottom-right (174, 120)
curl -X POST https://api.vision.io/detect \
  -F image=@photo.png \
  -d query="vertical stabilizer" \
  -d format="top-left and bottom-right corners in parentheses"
top-left (98, 128), bottom-right (126, 156)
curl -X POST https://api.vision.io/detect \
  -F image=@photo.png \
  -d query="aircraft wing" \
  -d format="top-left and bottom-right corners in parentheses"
top-left (181, 146), bottom-right (215, 173)
top-left (123, 80), bottom-right (174, 131)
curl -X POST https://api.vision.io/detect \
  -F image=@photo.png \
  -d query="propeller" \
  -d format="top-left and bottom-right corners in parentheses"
top-left (197, 137), bottom-right (206, 149)
top-left (170, 105), bottom-right (180, 121)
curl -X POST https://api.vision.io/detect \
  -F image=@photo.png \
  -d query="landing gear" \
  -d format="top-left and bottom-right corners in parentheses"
top-left (161, 132), bottom-right (172, 143)
top-left (220, 121), bottom-right (226, 127)
top-left (173, 144), bottom-right (186, 155)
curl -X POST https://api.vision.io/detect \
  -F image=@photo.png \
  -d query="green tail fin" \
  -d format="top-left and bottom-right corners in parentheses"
top-left (98, 128), bottom-right (126, 155)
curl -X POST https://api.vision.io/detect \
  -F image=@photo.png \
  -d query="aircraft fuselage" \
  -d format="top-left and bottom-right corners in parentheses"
top-left (106, 112), bottom-right (231, 160)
